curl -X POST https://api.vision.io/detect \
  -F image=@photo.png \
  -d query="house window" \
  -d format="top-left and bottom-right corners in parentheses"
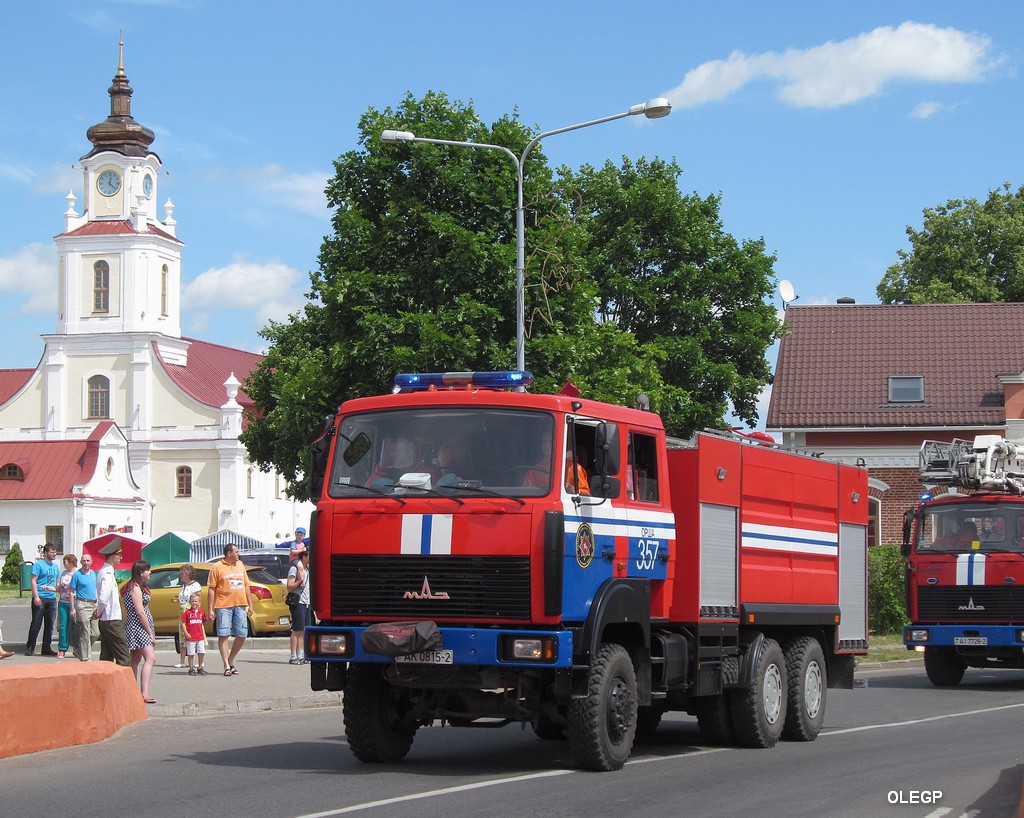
top-left (45, 526), bottom-right (64, 555)
top-left (88, 375), bottom-right (110, 419)
top-left (176, 466), bottom-right (193, 497)
top-left (888, 376), bottom-right (924, 403)
top-left (0, 526), bottom-right (9, 552)
top-left (89, 524), bottom-right (97, 539)
top-left (161, 264), bottom-right (169, 316)
top-left (93, 261), bottom-right (110, 313)
top-left (868, 497), bottom-right (880, 548)
top-left (2, 463), bottom-right (24, 480)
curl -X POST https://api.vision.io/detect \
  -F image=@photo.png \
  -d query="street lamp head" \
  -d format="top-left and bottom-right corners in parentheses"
top-left (380, 129), bottom-right (416, 144)
top-left (629, 97), bottom-right (672, 119)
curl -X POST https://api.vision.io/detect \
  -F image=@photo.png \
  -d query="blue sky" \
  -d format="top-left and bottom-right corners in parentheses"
top-left (1, 2), bottom-right (1022, 425)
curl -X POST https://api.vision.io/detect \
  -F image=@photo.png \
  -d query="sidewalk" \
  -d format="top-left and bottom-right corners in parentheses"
top-left (0, 636), bottom-right (341, 718)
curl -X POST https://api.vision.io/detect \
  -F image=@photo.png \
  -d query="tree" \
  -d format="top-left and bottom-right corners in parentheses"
top-left (242, 93), bottom-right (781, 499)
top-left (877, 182), bottom-right (1024, 304)
top-left (2, 542), bottom-right (24, 586)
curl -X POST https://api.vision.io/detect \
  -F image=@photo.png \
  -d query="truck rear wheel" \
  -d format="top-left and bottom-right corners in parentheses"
top-left (924, 646), bottom-right (967, 687)
top-left (731, 637), bottom-right (787, 748)
top-left (782, 637), bottom-right (826, 741)
top-left (567, 643), bottom-right (638, 771)
top-left (343, 664), bottom-right (418, 762)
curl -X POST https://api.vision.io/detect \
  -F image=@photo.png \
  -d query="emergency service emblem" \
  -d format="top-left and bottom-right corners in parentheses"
top-left (575, 523), bottom-right (595, 569)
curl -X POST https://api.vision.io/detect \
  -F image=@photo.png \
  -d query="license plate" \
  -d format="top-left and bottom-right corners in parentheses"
top-left (395, 649), bottom-right (454, 665)
top-left (278, 616), bottom-right (291, 625)
top-left (954, 636), bottom-right (987, 646)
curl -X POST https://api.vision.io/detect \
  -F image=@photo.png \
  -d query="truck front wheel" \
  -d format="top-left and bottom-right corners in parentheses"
top-left (567, 643), bottom-right (638, 771)
top-left (782, 637), bottom-right (826, 741)
top-left (924, 646), bottom-right (967, 687)
top-left (731, 637), bottom-right (787, 748)
top-left (343, 664), bottom-right (419, 762)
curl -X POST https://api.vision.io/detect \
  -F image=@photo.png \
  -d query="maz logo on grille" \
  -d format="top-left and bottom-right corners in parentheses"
top-left (403, 576), bottom-right (451, 600)
top-left (958, 597), bottom-right (985, 611)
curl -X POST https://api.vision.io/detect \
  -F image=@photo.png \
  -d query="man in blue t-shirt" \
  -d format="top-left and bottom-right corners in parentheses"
top-left (69, 554), bottom-right (100, 661)
top-left (26, 544), bottom-right (60, 656)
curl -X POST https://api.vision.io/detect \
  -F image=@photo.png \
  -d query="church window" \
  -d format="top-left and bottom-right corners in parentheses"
top-left (93, 261), bottom-right (110, 313)
top-left (176, 466), bottom-right (193, 498)
top-left (2, 464), bottom-right (25, 480)
top-left (87, 375), bottom-right (110, 419)
top-left (161, 264), bottom-right (169, 316)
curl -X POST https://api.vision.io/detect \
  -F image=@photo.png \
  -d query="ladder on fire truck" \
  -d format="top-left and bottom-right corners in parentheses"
top-left (919, 435), bottom-right (1024, 495)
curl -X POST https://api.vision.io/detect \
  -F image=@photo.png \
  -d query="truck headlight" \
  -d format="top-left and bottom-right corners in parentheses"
top-left (316, 634), bottom-right (350, 655)
top-left (908, 629), bottom-right (930, 643)
top-left (500, 635), bottom-right (558, 662)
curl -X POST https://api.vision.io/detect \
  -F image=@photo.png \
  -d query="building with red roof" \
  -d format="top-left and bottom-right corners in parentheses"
top-left (0, 54), bottom-right (309, 556)
top-left (766, 302), bottom-right (1024, 546)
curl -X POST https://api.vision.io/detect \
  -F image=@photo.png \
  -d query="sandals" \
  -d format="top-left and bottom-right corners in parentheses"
top-left (223, 668), bottom-right (232, 676)
top-left (143, 696), bottom-right (156, 704)
top-left (223, 666), bottom-right (239, 676)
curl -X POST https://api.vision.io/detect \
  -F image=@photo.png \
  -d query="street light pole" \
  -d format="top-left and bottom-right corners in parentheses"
top-left (380, 97), bottom-right (671, 376)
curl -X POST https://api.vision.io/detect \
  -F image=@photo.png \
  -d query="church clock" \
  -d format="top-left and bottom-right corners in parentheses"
top-left (97, 170), bottom-right (121, 196)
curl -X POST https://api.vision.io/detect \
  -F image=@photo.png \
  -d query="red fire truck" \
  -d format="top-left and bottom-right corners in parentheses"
top-left (303, 371), bottom-right (868, 771)
top-left (903, 435), bottom-right (1024, 685)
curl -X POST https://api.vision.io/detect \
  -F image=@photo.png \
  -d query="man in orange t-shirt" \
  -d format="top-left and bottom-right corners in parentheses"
top-left (207, 543), bottom-right (252, 676)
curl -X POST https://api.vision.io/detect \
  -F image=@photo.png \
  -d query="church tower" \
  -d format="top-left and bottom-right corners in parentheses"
top-left (54, 41), bottom-right (185, 347)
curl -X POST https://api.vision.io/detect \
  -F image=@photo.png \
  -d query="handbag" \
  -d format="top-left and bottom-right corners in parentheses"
top-left (285, 591), bottom-right (300, 607)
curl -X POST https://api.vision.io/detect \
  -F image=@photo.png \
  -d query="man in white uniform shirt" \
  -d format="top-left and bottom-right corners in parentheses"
top-left (94, 539), bottom-right (130, 666)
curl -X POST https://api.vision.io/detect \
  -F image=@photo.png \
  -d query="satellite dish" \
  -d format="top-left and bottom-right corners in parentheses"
top-left (779, 279), bottom-right (796, 304)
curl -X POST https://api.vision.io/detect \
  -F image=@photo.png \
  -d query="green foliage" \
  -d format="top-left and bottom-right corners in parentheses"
top-left (1, 542), bottom-right (25, 585)
top-left (877, 182), bottom-right (1024, 304)
top-left (868, 544), bottom-right (908, 635)
top-left (242, 92), bottom-right (782, 499)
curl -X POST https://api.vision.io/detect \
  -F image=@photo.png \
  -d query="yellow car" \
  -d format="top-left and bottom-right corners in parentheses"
top-left (143, 561), bottom-right (292, 644)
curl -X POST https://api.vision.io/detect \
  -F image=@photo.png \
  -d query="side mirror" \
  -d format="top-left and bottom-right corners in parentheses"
top-left (307, 415), bottom-right (336, 500)
top-left (590, 474), bottom-right (621, 500)
top-left (594, 422), bottom-right (620, 476)
top-left (901, 508), bottom-right (915, 557)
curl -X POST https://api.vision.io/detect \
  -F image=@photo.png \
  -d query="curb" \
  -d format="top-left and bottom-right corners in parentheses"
top-left (147, 691), bottom-right (342, 718)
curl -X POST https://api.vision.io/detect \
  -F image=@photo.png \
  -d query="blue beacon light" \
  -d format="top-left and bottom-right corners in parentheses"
top-left (393, 371), bottom-right (534, 390)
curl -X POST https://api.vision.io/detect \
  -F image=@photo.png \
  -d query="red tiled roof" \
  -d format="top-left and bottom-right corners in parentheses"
top-left (56, 219), bottom-right (182, 244)
top-left (154, 337), bottom-right (262, 410)
top-left (0, 368), bottom-right (35, 405)
top-left (767, 303), bottom-right (1024, 429)
top-left (0, 422), bottom-right (123, 500)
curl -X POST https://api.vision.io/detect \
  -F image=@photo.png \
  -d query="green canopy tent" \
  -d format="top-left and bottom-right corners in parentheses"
top-left (142, 532), bottom-right (191, 568)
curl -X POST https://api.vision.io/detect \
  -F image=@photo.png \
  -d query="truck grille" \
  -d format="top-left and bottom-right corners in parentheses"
top-left (917, 586), bottom-right (1024, 623)
top-left (331, 555), bottom-right (531, 620)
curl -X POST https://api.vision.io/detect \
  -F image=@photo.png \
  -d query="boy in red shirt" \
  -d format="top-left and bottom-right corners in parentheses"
top-left (180, 592), bottom-right (208, 675)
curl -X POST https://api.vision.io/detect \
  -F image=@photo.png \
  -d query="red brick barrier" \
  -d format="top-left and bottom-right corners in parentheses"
top-left (0, 662), bottom-right (148, 757)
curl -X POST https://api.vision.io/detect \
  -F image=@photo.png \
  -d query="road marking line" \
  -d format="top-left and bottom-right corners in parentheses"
top-left (824, 701), bottom-right (1024, 736)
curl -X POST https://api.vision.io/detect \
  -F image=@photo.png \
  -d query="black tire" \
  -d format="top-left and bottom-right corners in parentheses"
top-left (782, 637), bottom-right (826, 741)
top-left (924, 646), bottom-right (967, 687)
top-left (173, 633), bottom-right (181, 654)
top-left (343, 663), bottom-right (419, 762)
top-left (567, 643), bottom-right (638, 771)
top-left (693, 693), bottom-right (735, 746)
top-left (730, 637), bottom-right (787, 748)
top-left (635, 705), bottom-right (664, 738)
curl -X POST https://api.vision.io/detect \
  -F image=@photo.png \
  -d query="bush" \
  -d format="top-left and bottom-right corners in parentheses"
top-left (1, 542), bottom-right (25, 585)
top-left (869, 544), bottom-right (908, 634)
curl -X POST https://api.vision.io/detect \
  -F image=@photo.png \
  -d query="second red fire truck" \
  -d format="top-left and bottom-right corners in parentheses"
top-left (303, 372), bottom-right (869, 770)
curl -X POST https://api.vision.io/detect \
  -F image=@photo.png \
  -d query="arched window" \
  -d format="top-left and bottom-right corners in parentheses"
top-left (160, 264), bottom-right (169, 316)
top-left (87, 375), bottom-right (110, 419)
top-left (2, 463), bottom-right (25, 480)
top-left (176, 466), bottom-right (193, 498)
top-left (868, 496), bottom-right (881, 548)
top-left (93, 261), bottom-right (110, 313)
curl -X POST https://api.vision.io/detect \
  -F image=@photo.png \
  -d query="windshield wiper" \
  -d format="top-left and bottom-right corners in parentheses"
top-left (395, 486), bottom-right (464, 505)
top-left (442, 484), bottom-right (526, 505)
top-left (333, 483), bottom-right (406, 505)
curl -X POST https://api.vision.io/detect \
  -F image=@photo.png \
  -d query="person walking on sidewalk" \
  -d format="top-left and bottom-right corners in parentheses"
top-left (56, 553), bottom-right (78, 658)
top-left (174, 564), bottom-right (201, 669)
top-left (207, 543), bottom-right (252, 677)
top-left (181, 592), bottom-right (208, 675)
top-left (123, 560), bottom-right (157, 704)
top-left (69, 553), bottom-right (99, 661)
top-left (287, 546), bottom-right (310, 664)
top-left (26, 543), bottom-right (60, 656)
top-left (95, 540), bottom-right (131, 666)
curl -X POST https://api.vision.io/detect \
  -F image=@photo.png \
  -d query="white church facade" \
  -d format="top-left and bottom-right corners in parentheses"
top-left (0, 53), bottom-right (310, 555)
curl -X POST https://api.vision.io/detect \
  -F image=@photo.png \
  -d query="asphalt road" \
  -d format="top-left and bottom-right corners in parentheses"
top-left (2, 663), bottom-right (1022, 818)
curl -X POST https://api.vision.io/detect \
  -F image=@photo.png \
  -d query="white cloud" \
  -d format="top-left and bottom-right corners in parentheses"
top-left (665, 22), bottom-right (996, 110)
top-left (910, 101), bottom-right (944, 119)
top-left (0, 243), bottom-right (56, 314)
top-left (181, 257), bottom-right (306, 330)
top-left (240, 164), bottom-right (331, 218)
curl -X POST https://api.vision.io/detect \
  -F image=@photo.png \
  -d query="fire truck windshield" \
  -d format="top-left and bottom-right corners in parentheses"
top-left (328, 408), bottom-right (555, 498)
top-left (917, 502), bottom-right (1024, 553)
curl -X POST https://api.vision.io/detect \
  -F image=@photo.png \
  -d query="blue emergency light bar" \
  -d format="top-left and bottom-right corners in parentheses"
top-left (393, 371), bottom-right (534, 390)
